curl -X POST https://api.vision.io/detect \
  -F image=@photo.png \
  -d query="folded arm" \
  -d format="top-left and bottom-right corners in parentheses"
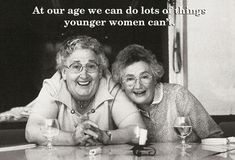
top-left (107, 89), bottom-right (146, 144)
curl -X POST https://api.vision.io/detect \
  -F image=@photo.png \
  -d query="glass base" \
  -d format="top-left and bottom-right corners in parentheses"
top-left (182, 143), bottom-right (191, 148)
top-left (176, 137), bottom-right (191, 149)
top-left (176, 144), bottom-right (191, 149)
top-left (40, 145), bottom-right (57, 151)
top-left (176, 141), bottom-right (191, 149)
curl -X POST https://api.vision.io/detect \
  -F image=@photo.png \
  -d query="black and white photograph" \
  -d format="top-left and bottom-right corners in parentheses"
top-left (0, 0), bottom-right (235, 159)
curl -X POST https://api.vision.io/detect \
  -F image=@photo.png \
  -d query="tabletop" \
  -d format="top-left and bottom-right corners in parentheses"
top-left (0, 143), bottom-right (235, 160)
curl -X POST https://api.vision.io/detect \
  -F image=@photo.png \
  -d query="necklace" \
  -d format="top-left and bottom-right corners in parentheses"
top-left (71, 97), bottom-right (96, 116)
top-left (76, 97), bottom-right (93, 109)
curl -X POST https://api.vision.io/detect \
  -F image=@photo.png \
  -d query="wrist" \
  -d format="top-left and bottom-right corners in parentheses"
top-left (71, 132), bottom-right (78, 145)
top-left (102, 130), bottom-right (112, 144)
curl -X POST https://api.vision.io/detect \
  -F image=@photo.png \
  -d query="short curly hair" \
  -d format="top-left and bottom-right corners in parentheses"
top-left (112, 44), bottom-right (164, 84)
top-left (56, 35), bottom-right (109, 75)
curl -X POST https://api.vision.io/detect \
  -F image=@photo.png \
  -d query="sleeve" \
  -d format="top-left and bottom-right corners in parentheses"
top-left (30, 78), bottom-right (59, 119)
top-left (111, 88), bottom-right (144, 128)
top-left (175, 85), bottom-right (223, 139)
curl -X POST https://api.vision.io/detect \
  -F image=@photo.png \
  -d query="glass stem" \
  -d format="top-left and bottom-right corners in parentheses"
top-left (47, 138), bottom-right (53, 149)
top-left (182, 137), bottom-right (186, 147)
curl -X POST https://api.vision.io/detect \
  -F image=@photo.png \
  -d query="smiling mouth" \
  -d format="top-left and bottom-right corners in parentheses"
top-left (77, 81), bottom-right (91, 86)
top-left (133, 90), bottom-right (146, 96)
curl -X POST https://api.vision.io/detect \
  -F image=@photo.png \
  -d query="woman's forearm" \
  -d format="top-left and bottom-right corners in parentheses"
top-left (107, 125), bottom-right (140, 144)
top-left (25, 124), bottom-right (76, 146)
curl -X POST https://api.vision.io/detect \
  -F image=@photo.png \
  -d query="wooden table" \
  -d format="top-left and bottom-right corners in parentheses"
top-left (0, 143), bottom-right (235, 160)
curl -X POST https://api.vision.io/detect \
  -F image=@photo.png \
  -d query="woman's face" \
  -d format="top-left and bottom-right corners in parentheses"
top-left (121, 61), bottom-right (156, 106)
top-left (62, 48), bottom-right (102, 101)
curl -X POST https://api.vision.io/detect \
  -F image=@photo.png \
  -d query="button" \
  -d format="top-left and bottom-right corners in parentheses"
top-left (90, 109), bottom-right (95, 113)
top-left (71, 109), bottom-right (75, 114)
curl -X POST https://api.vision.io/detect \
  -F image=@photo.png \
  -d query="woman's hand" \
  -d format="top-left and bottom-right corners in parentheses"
top-left (72, 120), bottom-right (100, 146)
top-left (82, 120), bottom-right (111, 144)
top-left (0, 106), bottom-right (30, 122)
top-left (72, 120), bottom-right (111, 146)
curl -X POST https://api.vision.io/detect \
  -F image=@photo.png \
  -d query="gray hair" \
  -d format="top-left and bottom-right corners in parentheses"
top-left (112, 44), bottom-right (164, 83)
top-left (56, 35), bottom-right (109, 75)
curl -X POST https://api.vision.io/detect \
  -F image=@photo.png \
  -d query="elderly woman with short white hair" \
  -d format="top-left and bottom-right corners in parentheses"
top-left (25, 36), bottom-right (146, 146)
top-left (112, 44), bottom-right (223, 142)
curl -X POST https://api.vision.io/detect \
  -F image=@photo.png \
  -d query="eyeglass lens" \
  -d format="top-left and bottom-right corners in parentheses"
top-left (123, 73), bottom-right (152, 87)
top-left (69, 62), bottom-right (99, 73)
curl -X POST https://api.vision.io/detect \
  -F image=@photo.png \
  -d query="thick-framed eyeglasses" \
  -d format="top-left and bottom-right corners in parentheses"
top-left (122, 72), bottom-right (153, 87)
top-left (64, 62), bottom-right (99, 74)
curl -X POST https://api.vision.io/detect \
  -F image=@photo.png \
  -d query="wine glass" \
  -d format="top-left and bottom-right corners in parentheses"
top-left (173, 116), bottom-right (192, 148)
top-left (42, 119), bottom-right (60, 149)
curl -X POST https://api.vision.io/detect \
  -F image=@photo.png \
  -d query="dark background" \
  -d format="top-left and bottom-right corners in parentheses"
top-left (0, 0), bottom-right (168, 112)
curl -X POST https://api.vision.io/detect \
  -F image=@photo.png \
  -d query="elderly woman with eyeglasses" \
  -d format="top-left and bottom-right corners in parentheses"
top-left (112, 44), bottom-right (223, 142)
top-left (25, 36), bottom-right (145, 146)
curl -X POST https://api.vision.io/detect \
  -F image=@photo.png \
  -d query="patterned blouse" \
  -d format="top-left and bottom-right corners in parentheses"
top-left (138, 83), bottom-right (223, 142)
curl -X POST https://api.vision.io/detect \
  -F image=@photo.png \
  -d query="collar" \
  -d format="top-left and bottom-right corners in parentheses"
top-left (93, 77), bottom-right (114, 109)
top-left (151, 82), bottom-right (163, 105)
top-left (56, 76), bottom-right (114, 110)
top-left (56, 78), bottom-right (73, 109)
top-left (137, 82), bottom-right (163, 117)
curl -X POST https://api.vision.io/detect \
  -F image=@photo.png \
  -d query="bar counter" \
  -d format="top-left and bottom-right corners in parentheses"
top-left (0, 143), bottom-right (235, 160)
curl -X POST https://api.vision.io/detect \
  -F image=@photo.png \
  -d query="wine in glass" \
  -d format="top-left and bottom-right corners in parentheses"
top-left (42, 119), bottom-right (60, 149)
top-left (174, 116), bottom-right (192, 148)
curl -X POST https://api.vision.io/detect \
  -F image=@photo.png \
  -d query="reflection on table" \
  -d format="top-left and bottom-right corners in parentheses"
top-left (1, 143), bottom-right (235, 160)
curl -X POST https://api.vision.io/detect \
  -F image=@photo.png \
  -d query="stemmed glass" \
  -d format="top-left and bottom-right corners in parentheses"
top-left (174, 116), bottom-right (192, 148)
top-left (42, 119), bottom-right (60, 149)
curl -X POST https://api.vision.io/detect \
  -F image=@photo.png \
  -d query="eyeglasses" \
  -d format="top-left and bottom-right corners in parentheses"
top-left (122, 72), bottom-right (153, 87)
top-left (65, 62), bottom-right (99, 74)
